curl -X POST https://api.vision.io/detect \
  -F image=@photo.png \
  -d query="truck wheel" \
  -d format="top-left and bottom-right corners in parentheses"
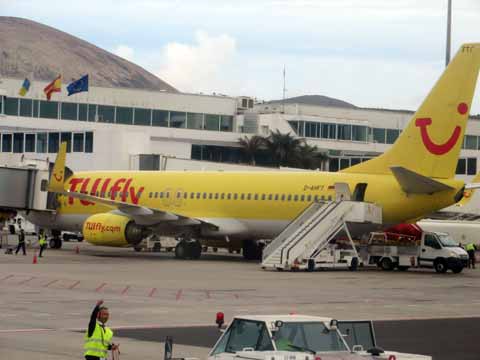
top-left (434, 259), bottom-right (448, 273)
top-left (134, 246), bottom-right (142, 252)
top-left (307, 259), bottom-right (315, 272)
top-left (380, 258), bottom-right (394, 271)
top-left (451, 266), bottom-right (463, 274)
top-left (349, 257), bottom-right (359, 271)
top-left (398, 266), bottom-right (410, 271)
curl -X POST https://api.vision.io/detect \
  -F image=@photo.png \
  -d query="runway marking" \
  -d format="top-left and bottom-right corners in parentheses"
top-left (95, 282), bottom-right (107, 292)
top-left (0, 328), bottom-right (54, 333)
top-left (176, 289), bottom-right (183, 301)
top-left (0, 274), bottom-right (14, 282)
top-left (121, 285), bottom-right (130, 295)
top-left (43, 279), bottom-right (58, 288)
top-left (17, 276), bottom-right (35, 285)
top-left (68, 281), bottom-right (81, 290)
top-left (148, 288), bottom-right (157, 297)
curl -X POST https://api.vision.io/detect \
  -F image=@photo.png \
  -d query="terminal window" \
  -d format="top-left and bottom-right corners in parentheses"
top-left (40, 101), bottom-right (59, 119)
top-left (61, 102), bottom-right (78, 121)
top-left (170, 111), bottom-right (186, 128)
top-left (48, 133), bottom-right (60, 153)
top-left (20, 99), bottom-right (33, 117)
top-left (2, 134), bottom-right (12, 152)
top-left (13, 133), bottom-right (24, 153)
top-left (73, 133), bottom-right (84, 152)
top-left (116, 107), bottom-right (133, 125)
top-left (134, 108), bottom-right (151, 126)
top-left (25, 134), bottom-right (35, 152)
top-left (36, 133), bottom-right (47, 153)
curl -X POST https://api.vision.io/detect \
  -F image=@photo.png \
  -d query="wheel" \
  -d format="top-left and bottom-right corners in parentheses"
top-left (307, 259), bottom-right (315, 272)
top-left (349, 257), bottom-right (359, 271)
top-left (213, 247), bottom-right (218, 253)
top-left (243, 240), bottom-right (261, 260)
top-left (398, 266), bottom-right (410, 271)
top-left (434, 258), bottom-right (448, 273)
top-left (49, 238), bottom-right (56, 249)
top-left (134, 246), bottom-right (142, 252)
top-left (451, 265), bottom-right (463, 274)
top-left (175, 241), bottom-right (188, 259)
top-left (228, 248), bottom-right (233, 254)
top-left (380, 257), bottom-right (394, 271)
top-left (188, 241), bottom-right (202, 259)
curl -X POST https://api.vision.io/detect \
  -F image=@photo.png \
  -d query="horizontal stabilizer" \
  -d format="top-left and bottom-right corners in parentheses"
top-left (390, 166), bottom-right (453, 194)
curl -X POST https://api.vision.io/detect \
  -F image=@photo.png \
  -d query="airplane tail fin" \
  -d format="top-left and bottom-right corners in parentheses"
top-left (48, 142), bottom-right (67, 193)
top-left (343, 43), bottom-right (480, 179)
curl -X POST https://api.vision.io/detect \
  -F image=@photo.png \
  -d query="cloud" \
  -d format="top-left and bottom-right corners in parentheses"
top-left (113, 45), bottom-right (135, 62)
top-left (155, 31), bottom-right (236, 94)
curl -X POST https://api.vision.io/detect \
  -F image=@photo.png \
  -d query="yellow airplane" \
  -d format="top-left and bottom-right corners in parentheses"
top-left (28, 43), bottom-right (480, 259)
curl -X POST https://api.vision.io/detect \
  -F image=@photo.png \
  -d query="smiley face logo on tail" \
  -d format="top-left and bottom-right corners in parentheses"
top-left (53, 170), bottom-right (64, 182)
top-left (415, 102), bottom-right (468, 155)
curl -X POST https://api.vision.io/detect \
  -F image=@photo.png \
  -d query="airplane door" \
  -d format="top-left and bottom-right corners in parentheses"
top-left (352, 183), bottom-right (368, 202)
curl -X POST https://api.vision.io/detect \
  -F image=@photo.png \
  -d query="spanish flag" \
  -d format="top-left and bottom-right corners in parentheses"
top-left (44, 75), bottom-right (62, 100)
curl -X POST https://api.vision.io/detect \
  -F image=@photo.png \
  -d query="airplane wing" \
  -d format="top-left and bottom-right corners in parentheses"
top-left (59, 190), bottom-right (215, 228)
top-left (390, 166), bottom-right (454, 194)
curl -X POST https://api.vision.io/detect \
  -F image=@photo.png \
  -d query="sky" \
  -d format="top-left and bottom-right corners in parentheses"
top-left (3, 0), bottom-right (480, 113)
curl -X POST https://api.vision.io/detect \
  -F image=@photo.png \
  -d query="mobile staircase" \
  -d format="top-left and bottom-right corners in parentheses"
top-left (261, 183), bottom-right (382, 271)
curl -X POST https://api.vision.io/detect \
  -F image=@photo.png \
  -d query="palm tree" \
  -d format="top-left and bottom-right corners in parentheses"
top-left (265, 130), bottom-right (305, 167)
top-left (294, 144), bottom-right (330, 170)
top-left (238, 135), bottom-right (266, 166)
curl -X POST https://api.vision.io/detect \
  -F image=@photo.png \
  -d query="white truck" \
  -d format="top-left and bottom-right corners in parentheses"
top-left (361, 230), bottom-right (468, 273)
top-left (206, 314), bottom-right (430, 360)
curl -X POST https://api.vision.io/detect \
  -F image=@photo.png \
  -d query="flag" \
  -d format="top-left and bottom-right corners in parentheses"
top-left (44, 75), bottom-right (62, 100)
top-left (67, 74), bottom-right (88, 96)
top-left (18, 78), bottom-right (31, 96)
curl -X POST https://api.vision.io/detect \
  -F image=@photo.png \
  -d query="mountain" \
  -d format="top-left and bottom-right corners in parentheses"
top-left (267, 95), bottom-right (356, 108)
top-left (0, 17), bottom-right (178, 92)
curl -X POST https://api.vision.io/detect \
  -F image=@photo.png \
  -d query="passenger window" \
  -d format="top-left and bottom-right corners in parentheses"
top-left (221, 193), bottom-right (225, 200)
top-left (328, 195), bottom-right (332, 201)
top-left (159, 192), bottom-right (164, 198)
top-left (177, 192), bottom-right (182, 198)
top-left (247, 194), bottom-right (251, 200)
top-left (227, 193), bottom-right (231, 200)
top-left (183, 192), bottom-right (188, 199)
top-left (149, 192), bottom-right (152, 198)
top-left (287, 195), bottom-right (292, 201)
top-left (241, 194), bottom-right (245, 200)
top-left (234, 194), bottom-right (238, 200)
top-left (215, 193), bottom-right (219, 200)
top-left (274, 194), bottom-right (279, 201)
top-left (300, 195), bottom-right (305, 201)
top-left (293, 195), bottom-right (298, 202)
top-left (190, 192), bottom-right (195, 199)
top-left (268, 194), bottom-right (272, 201)
top-left (166, 192), bottom-right (170, 198)
top-left (261, 194), bottom-right (266, 200)
top-left (321, 195), bottom-right (325, 201)
top-left (254, 194), bottom-right (258, 200)
top-left (281, 195), bottom-right (285, 201)
top-left (196, 192), bottom-right (201, 199)
top-left (209, 193), bottom-right (213, 199)
top-left (203, 193), bottom-right (207, 199)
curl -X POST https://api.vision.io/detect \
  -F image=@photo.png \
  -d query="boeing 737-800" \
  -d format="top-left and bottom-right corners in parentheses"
top-left (27, 43), bottom-right (480, 259)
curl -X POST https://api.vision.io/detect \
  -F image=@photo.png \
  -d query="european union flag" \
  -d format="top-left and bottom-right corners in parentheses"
top-left (67, 74), bottom-right (89, 96)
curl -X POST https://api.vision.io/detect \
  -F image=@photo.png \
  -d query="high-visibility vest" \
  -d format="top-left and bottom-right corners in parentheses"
top-left (84, 323), bottom-right (113, 358)
top-left (466, 243), bottom-right (476, 252)
top-left (38, 235), bottom-right (46, 246)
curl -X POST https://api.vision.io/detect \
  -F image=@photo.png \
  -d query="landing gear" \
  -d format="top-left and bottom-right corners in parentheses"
top-left (175, 239), bottom-right (202, 260)
top-left (49, 237), bottom-right (62, 249)
top-left (242, 240), bottom-right (264, 260)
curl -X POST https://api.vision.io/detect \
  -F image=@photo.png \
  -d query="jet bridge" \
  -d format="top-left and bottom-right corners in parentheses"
top-left (261, 184), bottom-right (382, 271)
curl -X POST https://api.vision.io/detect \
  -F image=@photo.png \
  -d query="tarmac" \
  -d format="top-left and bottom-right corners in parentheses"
top-left (0, 241), bottom-right (479, 359)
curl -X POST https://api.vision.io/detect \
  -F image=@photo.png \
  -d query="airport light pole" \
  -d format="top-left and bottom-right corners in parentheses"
top-left (445, 0), bottom-right (452, 66)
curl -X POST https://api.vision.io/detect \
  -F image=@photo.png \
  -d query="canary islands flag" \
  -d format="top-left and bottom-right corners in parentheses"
top-left (67, 74), bottom-right (89, 96)
top-left (44, 75), bottom-right (62, 101)
top-left (18, 78), bottom-right (31, 96)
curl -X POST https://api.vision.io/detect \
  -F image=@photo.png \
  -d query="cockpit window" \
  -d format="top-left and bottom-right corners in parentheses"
top-left (274, 322), bottom-right (347, 352)
top-left (211, 319), bottom-right (274, 355)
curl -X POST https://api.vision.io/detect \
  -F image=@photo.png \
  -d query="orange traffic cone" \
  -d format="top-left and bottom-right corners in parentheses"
top-left (75, 246), bottom-right (80, 254)
top-left (32, 252), bottom-right (37, 264)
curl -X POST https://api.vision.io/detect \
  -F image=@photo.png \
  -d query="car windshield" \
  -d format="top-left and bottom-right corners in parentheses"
top-left (437, 234), bottom-right (459, 247)
top-left (274, 322), bottom-right (348, 352)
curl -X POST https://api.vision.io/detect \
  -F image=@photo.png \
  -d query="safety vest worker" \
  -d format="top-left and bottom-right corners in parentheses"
top-left (465, 243), bottom-right (476, 252)
top-left (84, 300), bottom-right (118, 360)
top-left (38, 232), bottom-right (47, 257)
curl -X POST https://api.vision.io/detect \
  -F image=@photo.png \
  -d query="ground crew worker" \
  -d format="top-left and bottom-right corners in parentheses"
top-left (84, 300), bottom-right (119, 360)
top-left (465, 242), bottom-right (477, 269)
top-left (38, 230), bottom-right (46, 257)
top-left (15, 229), bottom-right (26, 255)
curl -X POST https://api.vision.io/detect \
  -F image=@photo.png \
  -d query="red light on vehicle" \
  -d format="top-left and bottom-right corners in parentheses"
top-left (388, 355), bottom-right (396, 360)
top-left (315, 356), bottom-right (322, 360)
top-left (216, 312), bottom-right (225, 327)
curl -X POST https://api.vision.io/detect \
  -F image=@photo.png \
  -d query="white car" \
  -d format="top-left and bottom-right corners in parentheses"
top-left (208, 314), bottom-right (431, 360)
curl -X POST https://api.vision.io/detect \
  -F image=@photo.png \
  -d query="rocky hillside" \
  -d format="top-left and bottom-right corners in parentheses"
top-left (0, 17), bottom-right (177, 92)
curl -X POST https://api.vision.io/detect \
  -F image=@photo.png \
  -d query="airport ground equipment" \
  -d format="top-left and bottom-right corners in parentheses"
top-left (204, 314), bottom-right (431, 360)
top-left (361, 227), bottom-right (468, 273)
top-left (261, 198), bottom-right (382, 271)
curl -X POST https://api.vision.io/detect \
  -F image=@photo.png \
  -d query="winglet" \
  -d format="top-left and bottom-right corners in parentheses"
top-left (48, 142), bottom-right (67, 193)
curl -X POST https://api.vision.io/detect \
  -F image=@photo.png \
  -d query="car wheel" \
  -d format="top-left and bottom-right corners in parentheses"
top-left (380, 258), bottom-right (394, 271)
top-left (434, 258), bottom-right (448, 273)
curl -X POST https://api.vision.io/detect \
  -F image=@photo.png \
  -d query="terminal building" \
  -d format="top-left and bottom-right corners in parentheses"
top-left (1, 76), bottom-right (480, 185)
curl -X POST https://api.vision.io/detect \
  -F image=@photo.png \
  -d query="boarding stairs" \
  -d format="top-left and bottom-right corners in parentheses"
top-left (261, 184), bottom-right (382, 271)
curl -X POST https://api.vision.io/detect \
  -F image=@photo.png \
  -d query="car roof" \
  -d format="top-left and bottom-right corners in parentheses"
top-left (233, 314), bottom-right (333, 323)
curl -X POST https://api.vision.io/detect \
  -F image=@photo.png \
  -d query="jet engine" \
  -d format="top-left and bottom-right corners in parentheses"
top-left (83, 213), bottom-right (145, 247)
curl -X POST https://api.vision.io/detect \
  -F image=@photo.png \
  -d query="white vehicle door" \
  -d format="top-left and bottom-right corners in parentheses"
top-left (419, 233), bottom-right (441, 266)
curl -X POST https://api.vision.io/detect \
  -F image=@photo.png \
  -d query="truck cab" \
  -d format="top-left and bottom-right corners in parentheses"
top-left (419, 232), bottom-right (468, 273)
top-left (208, 314), bottom-right (431, 360)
